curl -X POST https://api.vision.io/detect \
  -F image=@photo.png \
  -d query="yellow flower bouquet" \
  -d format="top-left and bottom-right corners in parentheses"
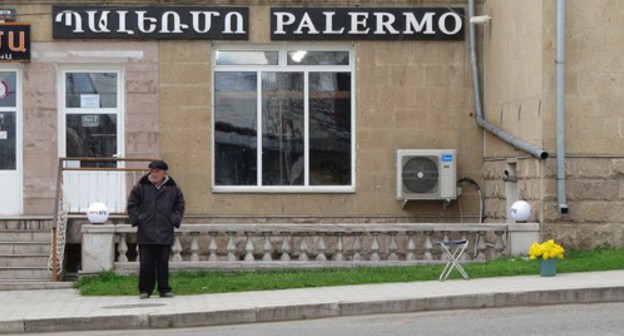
top-left (528, 239), bottom-right (565, 260)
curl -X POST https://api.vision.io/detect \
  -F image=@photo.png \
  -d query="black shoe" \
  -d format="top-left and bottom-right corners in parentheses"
top-left (139, 292), bottom-right (150, 299)
top-left (159, 292), bottom-right (174, 298)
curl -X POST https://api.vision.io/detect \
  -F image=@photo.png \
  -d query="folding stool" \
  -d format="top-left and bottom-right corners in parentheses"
top-left (437, 239), bottom-right (470, 281)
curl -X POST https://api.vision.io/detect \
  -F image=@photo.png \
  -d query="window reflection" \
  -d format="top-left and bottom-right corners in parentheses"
top-left (66, 114), bottom-right (117, 167)
top-left (0, 72), bottom-right (17, 107)
top-left (262, 72), bottom-right (304, 185)
top-left (214, 49), bottom-right (353, 189)
top-left (65, 73), bottom-right (117, 108)
top-left (0, 112), bottom-right (16, 170)
top-left (216, 51), bottom-right (279, 65)
top-left (214, 72), bottom-right (258, 185)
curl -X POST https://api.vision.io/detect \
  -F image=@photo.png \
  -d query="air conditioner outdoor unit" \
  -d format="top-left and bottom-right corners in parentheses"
top-left (396, 149), bottom-right (457, 201)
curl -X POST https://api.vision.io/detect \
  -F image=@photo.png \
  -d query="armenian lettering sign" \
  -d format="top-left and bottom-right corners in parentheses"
top-left (52, 6), bottom-right (249, 40)
top-left (271, 8), bottom-right (464, 41)
top-left (0, 23), bottom-right (30, 62)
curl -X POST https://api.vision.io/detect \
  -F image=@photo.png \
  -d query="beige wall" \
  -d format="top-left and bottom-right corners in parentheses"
top-left (9, 0), bottom-right (480, 224)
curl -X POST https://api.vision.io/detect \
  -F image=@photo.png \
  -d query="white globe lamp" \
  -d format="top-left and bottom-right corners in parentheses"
top-left (510, 200), bottom-right (531, 223)
top-left (86, 202), bottom-right (109, 224)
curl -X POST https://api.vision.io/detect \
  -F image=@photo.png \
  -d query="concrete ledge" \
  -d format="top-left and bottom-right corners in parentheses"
top-left (149, 309), bottom-right (256, 328)
top-left (23, 315), bottom-right (148, 333)
top-left (2, 285), bottom-right (624, 334)
top-left (256, 303), bottom-right (341, 322)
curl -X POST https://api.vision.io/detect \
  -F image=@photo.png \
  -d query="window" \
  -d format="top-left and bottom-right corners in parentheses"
top-left (61, 70), bottom-right (121, 168)
top-left (213, 47), bottom-right (354, 192)
top-left (0, 71), bottom-right (17, 170)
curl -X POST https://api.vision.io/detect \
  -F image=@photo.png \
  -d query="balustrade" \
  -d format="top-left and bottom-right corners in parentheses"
top-left (79, 223), bottom-right (540, 275)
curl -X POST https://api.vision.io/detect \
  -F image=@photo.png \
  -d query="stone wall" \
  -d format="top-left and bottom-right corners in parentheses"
top-left (483, 157), bottom-right (624, 249)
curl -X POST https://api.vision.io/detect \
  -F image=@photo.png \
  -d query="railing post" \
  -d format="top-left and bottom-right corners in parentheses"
top-left (280, 232), bottom-right (291, 261)
top-left (370, 232), bottom-right (380, 261)
top-left (118, 233), bottom-right (128, 262)
top-left (388, 232), bottom-right (399, 261)
top-left (353, 232), bottom-right (363, 261)
top-left (208, 232), bottom-right (218, 261)
top-left (334, 233), bottom-right (344, 261)
top-left (315, 232), bottom-right (326, 261)
top-left (423, 231), bottom-right (434, 261)
top-left (406, 231), bottom-right (416, 260)
top-left (262, 232), bottom-right (272, 261)
top-left (190, 232), bottom-right (200, 262)
top-left (244, 232), bottom-right (255, 262)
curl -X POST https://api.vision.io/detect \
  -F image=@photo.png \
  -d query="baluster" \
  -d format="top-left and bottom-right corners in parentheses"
top-left (316, 232), bottom-right (327, 261)
top-left (135, 242), bottom-right (139, 262)
top-left (495, 230), bottom-right (506, 257)
top-left (280, 232), bottom-right (291, 261)
top-left (475, 231), bottom-right (487, 261)
top-left (334, 233), bottom-right (344, 261)
top-left (388, 232), bottom-right (399, 261)
top-left (262, 232), bottom-right (272, 261)
top-left (226, 231), bottom-right (237, 261)
top-left (244, 232), bottom-right (255, 262)
top-left (298, 233), bottom-right (309, 261)
top-left (190, 232), bottom-right (200, 262)
top-left (353, 232), bottom-right (363, 261)
top-left (118, 233), bottom-right (128, 262)
top-left (406, 231), bottom-right (416, 261)
top-left (171, 235), bottom-right (182, 262)
top-left (423, 231), bottom-right (433, 261)
top-left (440, 231), bottom-right (450, 261)
top-left (208, 232), bottom-right (218, 261)
top-left (459, 231), bottom-right (469, 261)
top-left (370, 232), bottom-right (380, 261)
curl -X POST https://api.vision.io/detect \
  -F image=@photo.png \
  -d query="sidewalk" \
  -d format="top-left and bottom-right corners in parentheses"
top-left (2, 270), bottom-right (624, 334)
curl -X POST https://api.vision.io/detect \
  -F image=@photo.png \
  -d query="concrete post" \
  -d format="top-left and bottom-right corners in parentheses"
top-left (507, 222), bottom-right (540, 256)
top-left (81, 224), bottom-right (116, 274)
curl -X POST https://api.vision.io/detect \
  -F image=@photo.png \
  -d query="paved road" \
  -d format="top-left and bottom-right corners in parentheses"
top-left (27, 302), bottom-right (624, 336)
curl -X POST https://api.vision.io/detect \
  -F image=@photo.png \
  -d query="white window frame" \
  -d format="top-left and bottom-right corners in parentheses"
top-left (0, 65), bottom-right (23, 214)
top-left (57, 65), bottom-right (125, 162)
top-left (212, 45), bottom-right (356, 193)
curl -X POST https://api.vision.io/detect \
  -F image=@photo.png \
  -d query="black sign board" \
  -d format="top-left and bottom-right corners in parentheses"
top-left (271, 8), bottom-right (464, 41)
top-left (0, 23), bottom-right (30, 62)
top-left (52, 6), bottom-right (249, 40)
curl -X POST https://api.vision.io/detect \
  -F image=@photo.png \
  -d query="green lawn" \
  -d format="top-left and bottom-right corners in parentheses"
top-left (75, 246), bottom-right (624, 296)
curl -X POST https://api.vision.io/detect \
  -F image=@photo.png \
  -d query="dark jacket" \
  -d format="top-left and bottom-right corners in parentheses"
top-left (127, 174), bottom-right (185, 245)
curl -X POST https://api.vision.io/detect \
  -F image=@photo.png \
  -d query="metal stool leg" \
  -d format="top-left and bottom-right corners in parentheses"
top-left (438, 240), bottom-right (470, 281)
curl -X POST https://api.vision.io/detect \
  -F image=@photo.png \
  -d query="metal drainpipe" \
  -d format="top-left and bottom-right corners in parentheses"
top-left (556, 0), bottom-right (568, 214)
top-left (467, 0), bottom-right (549, 160)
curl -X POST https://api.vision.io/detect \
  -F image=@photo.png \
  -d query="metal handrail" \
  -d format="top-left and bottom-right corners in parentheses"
top-left (49, 157), bottom-right (158, 281)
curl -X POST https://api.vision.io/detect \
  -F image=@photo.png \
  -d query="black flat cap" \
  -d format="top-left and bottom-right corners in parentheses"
top-left (148, 160), bottom-right (168, 170)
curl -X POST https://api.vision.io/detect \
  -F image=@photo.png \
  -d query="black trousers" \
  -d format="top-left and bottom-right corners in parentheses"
top-left (138, 244), bottom-right (172, 295)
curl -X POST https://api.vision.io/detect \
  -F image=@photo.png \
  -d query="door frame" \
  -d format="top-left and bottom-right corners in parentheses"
top-left (0, 65), bottom-right (23, 215)
top-left (57, 65), bottom-right (126, 212)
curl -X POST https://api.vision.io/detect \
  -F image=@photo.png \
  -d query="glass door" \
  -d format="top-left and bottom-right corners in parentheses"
top-left (60, 69), bottom-right (125, 213)
top-left (0, 70), bottom-right (22, 214)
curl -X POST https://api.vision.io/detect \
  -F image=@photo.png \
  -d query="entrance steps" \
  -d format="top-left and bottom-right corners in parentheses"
top-left (0, 216), bottom-right (73, 290)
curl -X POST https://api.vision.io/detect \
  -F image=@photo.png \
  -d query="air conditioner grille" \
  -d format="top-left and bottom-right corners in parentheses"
top-left (402, 156), bottom-right (438, 193)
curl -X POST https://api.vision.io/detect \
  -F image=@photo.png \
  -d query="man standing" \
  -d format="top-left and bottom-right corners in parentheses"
top-left (127, 160), bottom-right (185, 299)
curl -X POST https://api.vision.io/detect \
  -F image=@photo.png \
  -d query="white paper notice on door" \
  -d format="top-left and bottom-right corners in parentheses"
top-left (0, 130), bottom-right (7, 140)
top-left (81, 94), bottom-right (100, 108)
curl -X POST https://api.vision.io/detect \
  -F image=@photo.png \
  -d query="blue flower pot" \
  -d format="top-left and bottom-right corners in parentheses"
top-left (539, 258), bottom-right (557, 277)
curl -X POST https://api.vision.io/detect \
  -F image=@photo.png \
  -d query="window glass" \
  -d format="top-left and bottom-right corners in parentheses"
top-left (0, 112), bottom-right (16, 170)
top-left (214, 72), bottom-right (258, 185)
top-left (65, 73), bottom-right (118, 108)
top-left (0, 72), bottom-right (16, 107)
top-left (287, 51), bottom-right (350, 66)
top-left (309, 72), bottom-right (351, 185)
top-left (262, 72), bottom-right (304, 185)
top-left (66, 114), bottom-right (117, 167)
top-left (216, 51), bottom-right (279, 65)
top-left (214, 48), bottom-right (353, 190)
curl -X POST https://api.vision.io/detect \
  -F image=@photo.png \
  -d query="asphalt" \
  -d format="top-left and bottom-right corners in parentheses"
top-left (2, 270), bottom-right (624, 334)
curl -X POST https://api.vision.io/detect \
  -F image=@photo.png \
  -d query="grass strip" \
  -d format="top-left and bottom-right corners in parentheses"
top-left (75, 246), bottom-right (624, 296)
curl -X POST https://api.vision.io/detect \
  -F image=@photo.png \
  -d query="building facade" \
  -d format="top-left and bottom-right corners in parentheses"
top-left (1, 0), bottom-right (623, 250)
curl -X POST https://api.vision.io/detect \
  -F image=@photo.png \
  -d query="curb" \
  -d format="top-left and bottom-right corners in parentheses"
top-left (2, 286), bottom-right (624, 334)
